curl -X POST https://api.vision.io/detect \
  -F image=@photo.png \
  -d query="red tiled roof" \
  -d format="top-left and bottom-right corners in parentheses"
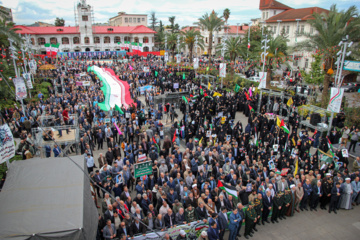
top-left (14, 25), bottom-right (156, 35)
top-left (265, 7), bottom-right (329, 23)
top-left (259, 0), bottom-right (292, 10)
top-left (181, 26), bottom-right (200, 32)
top-left (227, 25), bottom-right (249, 34)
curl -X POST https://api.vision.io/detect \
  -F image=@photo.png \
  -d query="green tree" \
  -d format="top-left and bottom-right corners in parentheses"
top-left (223, 8), bottom-right (230, 24)
top-left (301, 54), bottom-right (325, 84)
top-left (300, 4), bottom-right (360, 107)
top-left (54, 17), bottom-right (65, 26)
top-left (194, 11), bottom-right (225, 62)
top-left (181, 29), bottom-right (204, 63)
top-left (149, 11), bottom-right (159, 31)
top-left (159, 20), bottom-right (164, 32)
top-left (167, 33), bottom-right (180, 61)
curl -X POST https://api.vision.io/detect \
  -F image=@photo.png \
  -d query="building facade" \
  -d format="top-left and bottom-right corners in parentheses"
top-left (0, 5), bottom-right (13, 23)
top-left (15, 1), bottom-right (156, 54)
top-left (109, 12), bottom-right (148, 27)
top-left (259, 0), bottom-right (329, 71)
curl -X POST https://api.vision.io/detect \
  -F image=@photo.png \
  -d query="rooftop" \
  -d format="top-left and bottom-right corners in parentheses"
top-left (259, 0), bottom-right (292, 10)
top-left (265, 7), bottom-right (329, 23)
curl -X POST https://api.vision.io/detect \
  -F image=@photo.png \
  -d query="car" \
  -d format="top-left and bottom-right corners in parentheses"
top-left (341, 83), bottom-right (360, 92)
top-left (248, 76), bottom-right (260, 82)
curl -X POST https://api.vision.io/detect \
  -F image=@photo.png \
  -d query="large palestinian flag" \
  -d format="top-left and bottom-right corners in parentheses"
top-left (218, 180), bottom-right (238, 198)
top-left (87, 66), bottom-right (135, 111)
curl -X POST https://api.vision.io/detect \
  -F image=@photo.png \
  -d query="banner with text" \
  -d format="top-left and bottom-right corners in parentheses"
top-left (219, 63), bottom-right (226, 77)
top-left (258, 72), bottom-right (267, 89)
top-left (134, 161), bottom-right (153, 178)
top-left (0, 124), bottom-right (15, 164)
top-left (327, 87), bottom-right (344, 113)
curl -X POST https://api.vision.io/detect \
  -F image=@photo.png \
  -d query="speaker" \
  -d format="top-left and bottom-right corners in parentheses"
top-left (310, 113), bottom-right (321, 125)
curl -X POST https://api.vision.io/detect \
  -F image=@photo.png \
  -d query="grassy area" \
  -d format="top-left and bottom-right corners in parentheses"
top-left (0, 155), bottom-right (23, 179)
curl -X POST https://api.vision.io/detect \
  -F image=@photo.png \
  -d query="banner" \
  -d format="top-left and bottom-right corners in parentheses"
top-left (164, 52), bottom-right (169, 62)
top-left (13, 77), bottom-right (27, 100)
top-left (219, 63), bottom-right (226, 77)
top-left (193, 58), bottom-right (199, 69)
top-left (139, 85), bottom-right (153, 94)
top-left (0, 124), bottom-right (15, 164)
top-left (22, 73), bottom-right (33, 89)
top-left (134, 161), bottom-right (153, 178)
top-left (327, 87), bottom-right (344, 113)
top-left (258, 72), bottom-right (267, 89)
top-left (143, 67), bottom-right (150, 72)
top-left (176, 54), bottom-right (181, 63)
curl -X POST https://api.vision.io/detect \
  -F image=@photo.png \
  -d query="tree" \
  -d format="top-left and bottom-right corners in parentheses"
top-left (181, 29), bottom-right (204, 63)
top-left (149, 11), bottom-right (159, 31)
top-left (155, 31), bottom-right (165, 49)
top-left (167, 33), bottom-right (180, 61)
top-left (300, 4), bottom-right (360, 107)
top-left (194, 11), bottom-right (225, 62)
top-left (301, 54), bottom-right (325, 84)
top-left (54, 17), bottom-right (65, 26)
top-left (159, 20), bottom-right (164, 32)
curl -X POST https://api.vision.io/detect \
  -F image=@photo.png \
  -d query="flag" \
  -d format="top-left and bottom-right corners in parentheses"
top-left (213, 92), bottom-right (222, 97)
top-left (206, 67), bottom-right (209, 71)
top-left (190, 94), bottom-right (194, 98)
top-left (254, 127), bottom-right (259, 146)
top-left (326, 137), bottom-right (335, 157)
top-left (199, 137), bottom-right (203, 145)
top-left (247, 41), bottom-right (251, 49)
top-left (248, 105), bottom-right (254, 112)
top-left (155, 71), bottom-right (158, 77)
top-left (293, 159), bottom-right (299, 177)
top-left (234, 84), bottom-right (240, 93)
top-left (87, 66), bottom-right (135, 111)
top-left (218, 180), bottom-right (238, 198)
top-left (200, 87), bottom-right (204, 95)
top-left (279, 119), bottom-right (290, 134)
top-left (45, 43), bottom-right (51, 56)
top-left (318, 149), bottom-right (333, 163)
top-left (129, 65), bottom-right (133, 70)
top-left (276, 117), bottom-right (282, 128)
top-left (249, 87), bottom-right (252, 97)
top-left (50, 43), bottom-right (60, 56)
top-left (152, 137), bottom-right (160, 153)
top-left (182, 96), bottom-right (188, 104)
top-left (284, 134), bottom-right (290, 150)
top-left (139, 43), bottom-right (143, 52)
top-left (244, 92), bottom-right (251, 100)
top-left (172, 130), bottom-right (176, 143)
top-left (183, 73), bottom-right (185, 80)
top-left (208, 81), bottom-right (211, 90)
top-left (114, 122), bottom-right (123, 135)
top-left (287, 97), bottom-right (293, 107)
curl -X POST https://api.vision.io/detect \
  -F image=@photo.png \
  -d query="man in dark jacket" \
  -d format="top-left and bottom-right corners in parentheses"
top-left (164, 209), bottom-right (176, 228)
top-left (329, 182), bottom-right (342, 214)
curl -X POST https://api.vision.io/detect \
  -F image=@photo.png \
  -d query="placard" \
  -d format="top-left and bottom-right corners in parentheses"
top-left (134, 160), bottom-right (153, 178)
top-left (273, 144), bottom-right (279, 152)
top-left (268, 160), bottom-right (275, 170)
top-left (173, 83), bottom-right (179, 89)
top-left (193, 58), bottom-right (199, 69)
top-left (259, 72), bottom-right (267, 89)
top-left (341, 149), bottom-right (349, 158)
top-left (138, 154), bottom-right (147, 162)
top-left (327, 87), bottom-right (344, 113)
top-left (0, 124), bottom-right (15, 164)
top-left (219, 63), bottom-right (226, 77)
top-left (143, 67), bottom-right (150, 72)
top-left (22, 73), bottom-right (33, 89)
top-left (176, 54), bottom-right (181, 63)
top-left (13, 77), bottom-right (27, 100)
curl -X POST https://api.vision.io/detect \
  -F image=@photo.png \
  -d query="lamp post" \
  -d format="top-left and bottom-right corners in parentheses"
top-left (258, 35), bottom-right (270, 113)
top-left (236, 23), bottom-right (240, 36)
top-left (164, 34), bottom-right (168, 67)
top-left (335, 35), bottom-right (353, 87)
top-left (194, 35), bottom-right (198, 78)
top-left (246, 22), bottom-right (251, 59)
top-left (177, 34), bottom-right (180, 72)
top-left (221, 36), bottom-right (226, 89)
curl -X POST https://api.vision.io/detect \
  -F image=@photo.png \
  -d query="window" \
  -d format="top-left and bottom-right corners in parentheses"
top-left (84, 37), bottom-right (90, 44)
top-left (107, 28), bottom-right (114, 32)
top-left (310, 27), bottom-right (314, 34)
top-left (38, 37), bottom-right (45, 45)
top-left (104, 36), bottom-right (110, 43)
top-left (124, 36), bottom-right (131, 42)
top-left (142, 18), bottom-right (145, 21)
top-left (143, 37), bottom-right (149, 43)
top-left (31, 38), bottom-right (35, 45)
top-left (62, 37), bottom-right (69, 44)
top-left (143, 46), bottom-right (149, 52)
top-left (137, 18), bottom-right (140, 23)
top-left (266, 12), bottom-right (268, 19)
top-left (273, 26), bottom-right (277, 34)
top-left (305, 59), bottom-right (309, 69)
top-left (114, 36), bottom-right (121, 43)
top-left (300, 25), bottom-right (304, 34)
top-left (50, 37), bottom-right (57, 44)
top-left (125, 17), bottom-right (128, 23)
top-left (133, 18), bottom-right (136, 23)
top-left (134, 37), bottom-right (139, 43)
top-left (73, 37), bottom-right (80, 44)
top-left (274, 10), bottom-right (276, 15)
top-left (129, 18), bottom-right (132, 23)
top-left (94, 37), bottom-right (100, 43)
top-left (82, 15), bottom-right (88, 21)
top-left (262, 12), bottom-right (265, 20)
top-left (286, 26), bottom-right (290, 34)
top-left (206, 37), bottom-right (208, 43)
top-left (63, 49), bottom-right (69, 52)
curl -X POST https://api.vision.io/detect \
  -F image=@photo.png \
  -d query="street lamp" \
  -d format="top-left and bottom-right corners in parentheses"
top-left (221, 36), bottom-right (226, 89)
top-left (177, 34), bottom-right (180, 71)
top-left (236, 23), bottom-right (240, 37)
top-left (335, 35), bottom-right (353, 87)
top-left (247, 22), bottom-right (252, 58)
top-left (164, 34), bottom-right (168, 66)
top-left (277, 20), bottom-right (282, 36)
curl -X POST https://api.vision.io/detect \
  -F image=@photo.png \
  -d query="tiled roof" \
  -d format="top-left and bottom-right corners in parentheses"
top-left (259, 0), bottom-right (292, 10)
top-left (181, 26), bottom-right (200, 32)
top-left (265, 7), bottom-right (329, 23)
top-left (14, 25), bottom-right (156, 35)
top-left (227, 25), bottom-right (249, 34)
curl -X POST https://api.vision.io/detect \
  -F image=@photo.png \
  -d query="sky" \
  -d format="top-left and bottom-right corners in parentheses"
top-left (1, 0), bottom-right (357, 27)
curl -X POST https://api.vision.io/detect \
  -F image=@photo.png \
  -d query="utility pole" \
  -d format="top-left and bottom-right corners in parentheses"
top-left (194, 35), bottom-right (198, 79)
top-left (236, 23), bottom-right (239, 37)
top-left (247, 22), bottom-right (251, 59)
top-left (257, 35), bottom-right (269, 112)
top-left (177, 34), bottom-right (180, 72)
top-left (261, 21), bottom-right (265, 37)
top-left (335, 35), bottom-right (353, 87)
top-left (164, 34), bottom-right (168, 67)
top-left (221, 36), bottom-right (226, 89)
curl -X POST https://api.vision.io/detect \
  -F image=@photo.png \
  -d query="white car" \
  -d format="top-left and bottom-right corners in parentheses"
top-left (248, 76), bottom-right (260, 82)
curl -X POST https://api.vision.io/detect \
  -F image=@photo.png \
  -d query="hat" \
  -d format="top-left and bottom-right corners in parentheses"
top-left (180, 230), bottom-right (186, 236)
top-left (201, 231), bottom-right (207, 237)
top-left (192, 184), bottom-right (197, 188)
top-left (326, 173), bottom-right (331, 176)
top-left (249, 201), bottom-right (254, 206)
top-left (345, 178), bottom-right (351, 181)
top-left (290, 184), bottom-right (295, 188)
top-left (115, 144), bottom-right (118, 147)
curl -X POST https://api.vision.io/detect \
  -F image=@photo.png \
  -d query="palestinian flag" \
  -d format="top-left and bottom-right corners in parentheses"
top-left (279, 119), bottom-right (290, 134)
top-left (182, 96), bottom-right (188, 104)
top-left (200, 86), bottom-right (204, 95)
top-left (318, 149), bottom-right (333, 164)
top-left (248, 105), bottom-right (254, 112)
top-left (245, 92), bottom-right (251, 100)
top-left (254, 127), bottom-right (259, 147)
top-left (172, 130), bottom-right (177, 143)
top-left (326, 137), bottom-right (335, 157)
top-left (87, 66), bottom-right (135, 111)
top-left (152, 137), bottom-right (160, 153)
top-left (218, 180), bottom-right (238, 198)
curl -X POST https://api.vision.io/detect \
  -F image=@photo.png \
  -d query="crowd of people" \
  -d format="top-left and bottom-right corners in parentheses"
top-left (1, 54), bottom-right (360, 240)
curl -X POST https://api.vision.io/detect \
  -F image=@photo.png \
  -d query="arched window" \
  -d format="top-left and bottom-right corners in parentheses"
top-left (37, 37), bottom-right (46, 45)
top-left (62, 37), bottom-right (69, 44)
top-left (104, 36), bottom-right (110, 43)
top-left (73, 37), bottom-right (80, 44)
top-left (143, 37), bottom-right (149, 43)
top-left (134, 37), bottom-right (139, 43)
top-left (50, 37), bottom-right (57, 44)
top-left (84, 37), bottom-right (90, 44)
top-left (124, 36), bottom-right (131, 42)
top-left (143, 46), bottom-right (149, 52)
top-left (114, 36), bottom-right (121, 43)
top-left (31, 38), bottom-right (35, 45)
top-left (94, 37), bottom-right (100, 43)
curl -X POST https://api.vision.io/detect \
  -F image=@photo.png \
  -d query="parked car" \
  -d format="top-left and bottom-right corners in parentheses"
top-left (341, 83), bottom-right (360, 92)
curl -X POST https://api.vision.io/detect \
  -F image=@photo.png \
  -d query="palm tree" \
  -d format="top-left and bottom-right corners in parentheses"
top-left (301, 5), bottom-right (360, 107)
top-left (194, 11), bottom-right (225, 62)
top-left (216, 36), bottom-right (243, 64)
top-left (169, 16), bottom-right (176, 33)
top-left (181, 29), bottom-right (204, 63)
top-left (167, 33), bottom-right (180, 61)
top-left (223, 8), bottom-right (231, 36)
top-left (155, 31), bottom-right (166, 50)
